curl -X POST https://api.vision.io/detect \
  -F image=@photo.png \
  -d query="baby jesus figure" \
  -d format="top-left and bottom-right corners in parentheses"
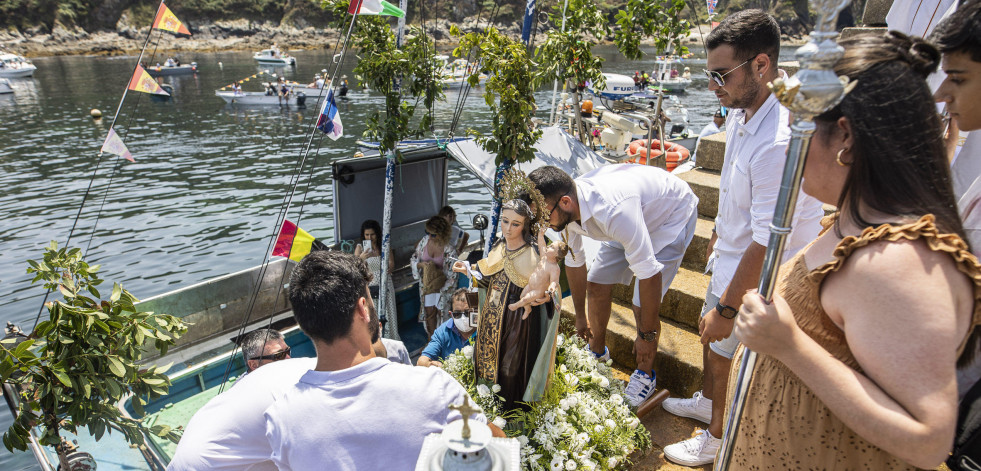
top-left (508, 240), bottom-right (569, 319)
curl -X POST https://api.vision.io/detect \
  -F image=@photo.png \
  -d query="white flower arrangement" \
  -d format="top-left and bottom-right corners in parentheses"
top-left (440, 333), bottom-right (651, 470)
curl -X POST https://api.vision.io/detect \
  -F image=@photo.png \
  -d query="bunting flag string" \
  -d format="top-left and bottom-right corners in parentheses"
top-left (100, 128), bottom-right (134, 162)
top-left (152, 2), bottom-right (192, 36)
top-left (128, 65), bottom-right (170, 96)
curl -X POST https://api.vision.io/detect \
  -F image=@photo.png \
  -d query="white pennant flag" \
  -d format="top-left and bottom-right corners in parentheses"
top-left (100, 128), bottom-right (134, 162)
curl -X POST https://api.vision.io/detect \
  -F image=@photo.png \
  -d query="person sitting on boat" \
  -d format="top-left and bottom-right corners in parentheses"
top-left (693, 108), bottom-right (726, 164)
top-left (232, 81), bottom-right (243, 95)
top-left (670, 68), bottom-right (679, 78)
top-left (417, 289), bottom-right (477, 367)
top-left (634, 71), bottom-right (641, 90)
top-left (682, 66), bottom-right (692, 79)
top-left (526, 164), bottom-right (699, 408)
top-left (264, 250), bottom-right (502, 469)
top-left (164, 58), bottom-right (175, 67)
top-left (241, 328), bottom-right (291, 375)
top-left (373, 322), bottom-right (411, 365)
top-left (265, 81), bottom-right (276, 96)
top-left (451, 197), bottom-right (559, 411)
top-left (439, 205), bottom-right (470, 253)
top-left (354, 219), bottom-right (398, 340)
top-left (641, 70), bottom-right (650, 87)
top-left (307, 74), bottom-right (322, 89)
top-left (411, 216), bottom-right (458, 339)
top-left (340, 74), bottom-right (350, 97)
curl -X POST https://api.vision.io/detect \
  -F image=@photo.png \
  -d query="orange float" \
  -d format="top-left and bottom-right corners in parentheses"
top-left (626, 139), bottom-right (691, 171)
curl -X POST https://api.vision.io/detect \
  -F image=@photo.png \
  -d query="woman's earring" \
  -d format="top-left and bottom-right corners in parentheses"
top-left (836, 148), bottom-right (850, 167)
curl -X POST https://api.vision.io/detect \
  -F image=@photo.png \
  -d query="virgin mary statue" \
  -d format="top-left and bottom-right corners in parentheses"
top-left (455, 197), bottom-right (560, 411)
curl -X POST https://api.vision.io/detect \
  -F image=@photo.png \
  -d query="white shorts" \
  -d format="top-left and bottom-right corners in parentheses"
top-left (424, 293), bottom-right (441, 307)
top-left (585, 209), bottom-right (698, 307)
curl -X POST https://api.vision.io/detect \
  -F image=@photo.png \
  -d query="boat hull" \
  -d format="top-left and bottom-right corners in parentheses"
top-left (0, 66), bottom-right (36, 78)
top-left (215, 90), bottom-right (320, 106)
top-left (147, 65), bottom-right (198, 76)
top-left (254, 58), bottom-right (295, 66)
top-left (0, 79), bottom-right (12, 94)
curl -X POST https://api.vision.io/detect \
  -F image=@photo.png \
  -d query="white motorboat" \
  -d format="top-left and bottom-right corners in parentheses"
top-left (0, 52), bottom-right (37, 78)
top-left (146, 62), bottom-right (199, 76)
top-left (437, 56), bottom-right (486, 89)
top-left (253, 48), bottom-right (296, 66)
top-left (649, 57), bottom-right (690, 93)
top-left (215, 90), bottom-right (320, 106)
top-left (0, 78), bottom-right (13, 94)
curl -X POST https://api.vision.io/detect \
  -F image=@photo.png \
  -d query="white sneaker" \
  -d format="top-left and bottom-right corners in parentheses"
top-left (592, 346), bottom-right (611, 362)
top-left (624, 370), bottom-right (655, 407)
top-left (663, 429), bottom-right (721, 466)
top-left (662, 390), bottom-right (712, 424)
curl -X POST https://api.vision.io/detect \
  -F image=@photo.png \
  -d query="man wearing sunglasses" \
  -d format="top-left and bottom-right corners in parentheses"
top-left (241, 328), bottom-right (292, 374)
top-left (418, 289), bottom-right (477, 367)
top-left (661, 10), bottom-right (824, 467)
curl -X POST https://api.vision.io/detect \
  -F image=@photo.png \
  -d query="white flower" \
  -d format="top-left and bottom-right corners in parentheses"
top-left (550, 456), bottom-right (565, 470)
top-left (565, 373), bottom-right (579, 387)
top-left (518, 435), bottom-right (529, 446)
top-left (492, 416), bottom-right (507, 428)
top-left (567, 395), bottom-right (579, 408)
top-left (627, 417), bottom-right (640, 429)
top-left (559, 398), bottom-right (570, 411)
top-left (598, 376), bottom-right (610, 388)
top-left (607, 457), bottom-right (619, 468)
top-left (565, 459), bottom-right (578, 470)
top-left (609, 394), bottom-right (623, 405)
top-left (477, 384), bottom-right (491, 397)
top-left (605, 419), bottom-right (616, 429)
top-left (492, 383), bottom-right (502, 393)
top-left (461, 345), bottom-right (474, 358)
top-left (557, 334), bottom-right (565, 345)
top-left (594, 425), bottom-right (604, 433)
top-left (560, 364), bottom-right (568, 373)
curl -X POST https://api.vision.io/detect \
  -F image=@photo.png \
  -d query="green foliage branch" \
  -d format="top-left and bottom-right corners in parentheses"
top-left (453, 26), bottom-right (541, 166)
top-left (0, 242), bottom-right (187, 467)
top-left (533, 0), bottom-right (610, 93)
top-left (612, 0), bottom-right (690, 60)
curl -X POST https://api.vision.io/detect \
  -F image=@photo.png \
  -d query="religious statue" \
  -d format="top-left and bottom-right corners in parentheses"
top-left (452, 172), bottom-right (560, 411)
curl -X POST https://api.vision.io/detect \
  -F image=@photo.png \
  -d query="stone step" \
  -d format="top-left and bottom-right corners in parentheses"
top-left (682, 216), bottom-right (714, 271)
top-left (693, 131), bottom-right (725, 172)
top-left (676, 168), bottom-right (720, 219)
top-left (609, 267), bottom-right (708, 331)
top-left (561, 297), bottom-right (704, 398)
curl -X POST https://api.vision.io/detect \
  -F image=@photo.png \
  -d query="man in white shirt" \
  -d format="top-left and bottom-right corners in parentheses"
top-left (692, 108), bottom-right (726, 164)
top-left (168, 357), bottom-right (317, 471)
top-left (264, 251), bottom-right (497, 470)
top-left (660, 10), bottom-right (824, 466)
top-left (527, 164), bottom-right (699, 408)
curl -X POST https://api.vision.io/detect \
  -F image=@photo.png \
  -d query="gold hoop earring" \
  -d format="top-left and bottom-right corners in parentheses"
top-left (836, 148), bottom-right (850, 167)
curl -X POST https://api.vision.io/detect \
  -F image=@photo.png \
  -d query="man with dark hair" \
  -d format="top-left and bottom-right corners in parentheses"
top-left (264, 251), bottom-right (495, 469)
top-left (660, 9), bottom-right (824, 466)
top-left (933, 0), bottom-right (981, 253)
top-left (418, 288), bottom-right (477, 367)
top-left (527, 163), bottom-right (699, 409)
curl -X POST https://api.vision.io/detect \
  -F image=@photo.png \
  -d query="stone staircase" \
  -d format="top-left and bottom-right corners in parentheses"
top-left (559, 131), bottom-right (729, 398)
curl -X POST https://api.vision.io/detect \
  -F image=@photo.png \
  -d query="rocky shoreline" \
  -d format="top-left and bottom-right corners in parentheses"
top-left (1, 21), bottom-right (804, 58)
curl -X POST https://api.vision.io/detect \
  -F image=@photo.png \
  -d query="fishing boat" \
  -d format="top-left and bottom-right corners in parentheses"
top-left (0, 52), bottom-right (37, 78)
top-left (2, 126), bottom-right (608, 470)
top-left (0, 78), bottom-right (13, 94)
top-left (253, 47), bottom-right (296, 66)
top-left (146, 62), bottom-right (199, 76)
top-left (437, 55), bottom-right (487, 89)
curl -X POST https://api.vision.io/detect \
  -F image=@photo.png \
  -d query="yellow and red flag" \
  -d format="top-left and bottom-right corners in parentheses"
top-left (273, 220), bottom-right (328, 262)
top-left (128, 66), bottom-right (170, 96)
top-left (152, 3), bottom-right (191, 36)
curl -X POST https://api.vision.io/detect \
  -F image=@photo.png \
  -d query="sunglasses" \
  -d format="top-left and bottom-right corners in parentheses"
top-left (703, 58), bottom-right (752, 87)
top-left (253, 346), bottom-right (291, 361)
top-left (549, 190), bottom-right (572, 219)
top-left (450, 310), bottom-right (471, 319)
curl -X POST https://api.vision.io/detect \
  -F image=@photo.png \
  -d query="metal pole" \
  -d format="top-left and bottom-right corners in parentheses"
top-left (714, 0), bottom-right (854, 468)
top-left (379, 151), bottom-right (396, 332)
top-left (548, 0), bottom-right (570, 125)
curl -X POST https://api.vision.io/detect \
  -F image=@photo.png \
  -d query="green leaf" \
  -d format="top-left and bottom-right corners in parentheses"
top-left (52, 369), bottom-right (72, 388)
top-left (107, 357), bottom-right (126, 377)
top-left (110, 283), bottom-right (122, 302)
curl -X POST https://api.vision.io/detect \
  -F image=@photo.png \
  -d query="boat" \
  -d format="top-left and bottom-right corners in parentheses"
top-left (0, 52), bottom-right (37, 78)
top-left (648, 57), bottom-right (691, 93)
top-left (0, 78), bottom-right (12, 94)
top-left (436, 55), bottom-right (487, 89)
top-left (146, 62), bottom-right (199, 76)
top-left (253, 47), bottom-right (296, 66)
top-left (214, 90), bottom-right (319, 106)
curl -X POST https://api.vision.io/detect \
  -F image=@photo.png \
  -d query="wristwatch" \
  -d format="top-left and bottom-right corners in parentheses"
top-left (716, 301), bottom-right (738, 319)
top-left (637, 329), bottom-right (658, 342)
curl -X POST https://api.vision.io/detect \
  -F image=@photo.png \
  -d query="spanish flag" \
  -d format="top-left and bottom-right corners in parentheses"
top-left (152, 3), bottom-right (191, 36)
top-left (128, 65), bottom-right (170, 96)
top-left (273, 220), bottom-right (328, 262)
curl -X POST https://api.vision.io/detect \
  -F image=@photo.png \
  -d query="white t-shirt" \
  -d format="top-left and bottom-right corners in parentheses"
top-left (382, 337), bottom-right (411, 365)
top-left (708, 92), bottom-right (824, 298)
top-left (563, 164), bottom-right (699, 280)
top-left (264, 357), bottom-right (485, 471)
top-left (167, 357), bottom-right (317, 471)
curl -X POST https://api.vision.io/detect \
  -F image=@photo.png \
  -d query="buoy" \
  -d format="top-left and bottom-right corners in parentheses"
top-left (627, 139), bottom-right (690, 171)
top-left (90, 109), bottom-right (102, 118)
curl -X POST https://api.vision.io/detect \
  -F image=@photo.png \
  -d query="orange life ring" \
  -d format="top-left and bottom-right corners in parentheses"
top-left (626, 139), bottom-right (691, 171)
